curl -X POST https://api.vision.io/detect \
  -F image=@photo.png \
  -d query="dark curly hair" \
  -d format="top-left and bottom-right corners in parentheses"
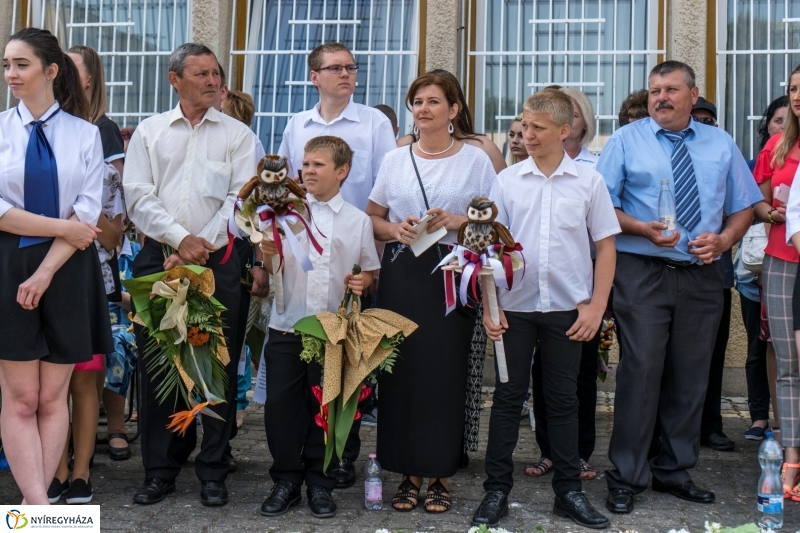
top-left (756, 95), bottom-right (789, 150)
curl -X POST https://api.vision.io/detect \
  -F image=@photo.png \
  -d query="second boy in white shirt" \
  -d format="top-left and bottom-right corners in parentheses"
top-left (258, 136), bottom-right (380, 519)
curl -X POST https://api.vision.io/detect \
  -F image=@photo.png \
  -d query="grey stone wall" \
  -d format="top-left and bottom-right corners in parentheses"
top-left (425, 0), bottom-right (460, 74)
top-left (191, 0), bottom-right (233, 86)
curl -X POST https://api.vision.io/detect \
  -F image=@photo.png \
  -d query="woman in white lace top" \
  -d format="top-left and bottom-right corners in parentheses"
top-left (366, 71), bottom-right (496, 514)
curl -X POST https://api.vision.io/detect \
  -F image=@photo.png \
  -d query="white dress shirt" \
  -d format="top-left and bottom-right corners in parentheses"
top-left (369, 144), bottom-right (497, 244)
top-left (252, 130), bottom-right (266, 163)
top-left (0, 101), bottom-right (104, 224)
top-left (573, 146), bottom-right (599, 168)
top-left (785, 164), bottom-right (800, 244)
top-left (491, 154), bottom-right (620, 313)
top-left (269, 192), bottom-right (381, 332)
top-left (124, 104), bottom-right (256, 249)
top-left (278, 101), bottom-right (397, 211)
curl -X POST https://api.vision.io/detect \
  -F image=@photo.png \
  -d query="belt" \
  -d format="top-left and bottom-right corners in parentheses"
top-left (626, 253), bottom-right (699, 269)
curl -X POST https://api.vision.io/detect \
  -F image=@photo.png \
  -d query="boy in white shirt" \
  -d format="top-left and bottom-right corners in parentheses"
top-left (258, 136), bottom-right (381, 519)
top-left (472, 90), bottom-right (620, 529)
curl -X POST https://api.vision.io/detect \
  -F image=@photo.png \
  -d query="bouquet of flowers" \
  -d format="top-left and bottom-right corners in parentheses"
top-left (123, 263), bottom-right (230, 435)
top-left (293, 265), bottom-right (418, 471)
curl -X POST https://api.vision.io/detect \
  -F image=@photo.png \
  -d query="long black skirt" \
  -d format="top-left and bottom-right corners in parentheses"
top-left (0, 230), bottom-right (113, 364)
top-left (376, 242), bottom-right (473, 478)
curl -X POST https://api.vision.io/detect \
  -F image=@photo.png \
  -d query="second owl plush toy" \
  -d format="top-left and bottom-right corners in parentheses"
top-left (457, 196), bottom-right (516, 254)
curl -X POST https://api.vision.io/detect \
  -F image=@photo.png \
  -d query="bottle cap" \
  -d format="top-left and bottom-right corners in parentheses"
top-left (369, 453), bottom-right (376, 458)
top-left (766, 431), bottom-right (774, 439)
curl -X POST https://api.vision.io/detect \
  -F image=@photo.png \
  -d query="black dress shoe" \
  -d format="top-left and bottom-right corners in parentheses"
top-left (260, 480), bottom-right (301, 516)
top-left (200, 480), bottom-right (229, 506)
top-left (606, 488), bottom-right (634, 514)
top-left (330, 458), bottom-right (356, 489)
top-left (472, 490), bottom-right (509, 527)
top-left (554, 491), bottom-right (610, 529)
top-left (132, 477), bottom-right (176, 505)
top-left (702, 432), bottom-right (735, 451)
top-left (652, 479), bottom-right (715, 503)
top-left (307, 485), bottom-right (337, 518)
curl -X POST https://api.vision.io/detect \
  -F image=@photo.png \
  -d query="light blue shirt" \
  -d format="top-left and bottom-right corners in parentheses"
top-left (597, 117), bottom-right (763, 263)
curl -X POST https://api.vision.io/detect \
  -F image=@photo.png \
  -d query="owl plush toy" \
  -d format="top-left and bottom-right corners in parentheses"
top-left (238, 154), bottom-right (306, 216)
top-left (458, 196), bottom-right (516, 254)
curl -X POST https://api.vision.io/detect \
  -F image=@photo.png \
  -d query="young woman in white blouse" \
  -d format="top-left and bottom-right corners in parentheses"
top-left (0, 27), bottom-right (112, 505)
top-left (366, 72), bottom-right (496, 514)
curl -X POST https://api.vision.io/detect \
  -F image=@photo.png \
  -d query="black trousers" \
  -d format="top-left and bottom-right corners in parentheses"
top-left (134, 239), bottom-right (241, 482)
top-left (701, 288), bottom-right (732, 438)
top-left (263, 328), bottom-right (337, 491)
top-left (484, 310), bottom-right (582, 497)
top-left (227, 238), bottom-right (253, 450)
top-left (532, 335), bottom-right (600, 461)
top-left (741, 292), bottom-right (771, 422)
top-left (606, 253), bottom-right (723, 493)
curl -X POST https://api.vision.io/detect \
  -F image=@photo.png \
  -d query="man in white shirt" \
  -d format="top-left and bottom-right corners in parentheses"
top-left (277, 41), bottom-right (395, 487)
top-left (278, 42), bottom-right (396, 212)
top-left (124, 43), bottom-right (256, 508)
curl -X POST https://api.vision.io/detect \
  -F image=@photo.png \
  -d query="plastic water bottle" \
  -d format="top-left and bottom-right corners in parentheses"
top-left (364, 454), bottom-right (382, 510)
top-left (658, 179), bottom-right (677, 237)
top-left (757, 431), bottom-right (783, 529)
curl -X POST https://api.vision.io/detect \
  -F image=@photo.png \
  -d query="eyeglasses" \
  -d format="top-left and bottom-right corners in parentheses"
top-left (693, 116), bottom-right (716, 126)
top-left (316, 65), bottom-right (358, 75)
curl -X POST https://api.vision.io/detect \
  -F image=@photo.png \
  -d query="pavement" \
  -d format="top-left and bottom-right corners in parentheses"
top-left (1, 389), bottom-right (798, 533)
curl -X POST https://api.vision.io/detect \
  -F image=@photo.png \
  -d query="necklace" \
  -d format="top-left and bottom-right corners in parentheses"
top-left (416, 137), bottom-right (455, 156)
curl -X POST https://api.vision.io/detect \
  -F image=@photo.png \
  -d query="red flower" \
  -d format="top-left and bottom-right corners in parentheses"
top-left (354, 410), bottom-right (362, 421)
top-left (358, 383), bottom-right (372, 403)
top-left (315, 413), bottom-right (328, 435)
top-left (311, 385), bottom-right (323, 404)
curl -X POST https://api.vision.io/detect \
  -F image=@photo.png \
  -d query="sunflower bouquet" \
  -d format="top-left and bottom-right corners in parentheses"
top-left (293, 265), bottom-right (418, 471)
top-left (123, 264), bottom-right (230, 435)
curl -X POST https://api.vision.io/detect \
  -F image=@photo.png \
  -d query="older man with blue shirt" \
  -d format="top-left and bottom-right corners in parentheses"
top-left (598, 61), bottom-right (762, 515)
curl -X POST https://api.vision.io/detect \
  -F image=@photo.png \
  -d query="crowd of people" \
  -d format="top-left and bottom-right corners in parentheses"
top-left (1, 26), bottom-right (799, 530)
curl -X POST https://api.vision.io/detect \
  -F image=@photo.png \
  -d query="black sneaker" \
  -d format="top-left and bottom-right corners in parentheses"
top-left (65, 478), bottom-right (93, 505)
top-left (47, 478), bottom-right (69, 504)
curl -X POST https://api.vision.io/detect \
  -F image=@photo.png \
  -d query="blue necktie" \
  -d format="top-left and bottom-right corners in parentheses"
top-left (19, 107), bottom-right (61, 248)
top-left (661, 128), bottom-right (701, 232)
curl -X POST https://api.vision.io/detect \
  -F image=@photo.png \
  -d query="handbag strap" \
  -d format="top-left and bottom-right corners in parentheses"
top-left (409, 144), bottom-right (431, 211)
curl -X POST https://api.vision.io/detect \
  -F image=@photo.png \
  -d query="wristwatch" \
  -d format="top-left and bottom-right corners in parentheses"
top-left (253, 261), bottom-right (267, 271)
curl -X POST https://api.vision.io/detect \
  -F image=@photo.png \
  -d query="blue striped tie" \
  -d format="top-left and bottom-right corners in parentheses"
top-left (661, 129), bottom-right (701, 232)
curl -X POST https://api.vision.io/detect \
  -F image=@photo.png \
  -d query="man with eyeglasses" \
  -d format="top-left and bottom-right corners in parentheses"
top-left (264, 42), bottom-right (395, 512)
top-left (277, 42), bottom-right (396, 212)
top-left (689, 97), bottom-right (738, 454)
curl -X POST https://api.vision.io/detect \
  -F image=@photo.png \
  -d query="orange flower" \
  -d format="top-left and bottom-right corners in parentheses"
top-left (166, 402), bottom-right (208, 436)
top-left (187, 326), bottom-right (210, 346)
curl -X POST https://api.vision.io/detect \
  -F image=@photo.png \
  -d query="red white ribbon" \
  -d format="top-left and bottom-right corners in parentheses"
top-left (256, 204), bottom-right (323, 273)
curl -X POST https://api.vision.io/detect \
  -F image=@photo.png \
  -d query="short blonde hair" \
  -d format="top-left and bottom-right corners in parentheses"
top-left (560, 88), bottom-right (596, 147)
top-left (522, 89), bottom-right (574, 129)
top-left (223, 90), bottom-right (255, 126)
top-left (304, 136), bottom-right (354, 180)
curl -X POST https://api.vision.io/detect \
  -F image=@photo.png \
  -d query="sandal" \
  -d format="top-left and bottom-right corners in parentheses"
top-left (524, 457), bottom-right (553, 477)
top-left (579, 459), bottom-right (597, 480)
top-left (782, 463), bottom-right (800, 500)
top-left (391, 477), bottom-right (421, 512)
top-left (424, 479), bottom-right (451, 513)
top-left (107, 433), bottom-right (131, 461)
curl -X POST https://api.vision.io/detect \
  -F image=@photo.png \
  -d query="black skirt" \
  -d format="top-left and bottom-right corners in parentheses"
top-left (376, 242), bottom-right (473, 478)
top-left (0, 231), bottom-right (113, 364)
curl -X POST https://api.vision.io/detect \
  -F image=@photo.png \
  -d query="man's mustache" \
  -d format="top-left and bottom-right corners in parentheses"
top-left (654, 101), bottom-right (674, 111)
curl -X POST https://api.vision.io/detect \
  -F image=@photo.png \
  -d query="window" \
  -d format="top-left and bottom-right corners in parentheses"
top-left (7, 0), bottom-right (190, 127)
top-left (466, 0), bottom-right (664, 153)
top-left (716, 0), bottom-right (800, 159)
top-left (230, 0), bottom-right (419, 153)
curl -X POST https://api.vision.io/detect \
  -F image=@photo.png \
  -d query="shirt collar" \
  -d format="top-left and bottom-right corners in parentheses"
top-left (308, 191), bottom-right (345, 213)
top-left (17, 100), bottom-right (60, 125)
top-left (649, 116), bottom-right (695, 138)
top-left (517, 152), bottom-right (578, 179)
top-left (305, 100), bottom-right (360, 127)
top-left (169, 103), bottom-right (222, 126)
